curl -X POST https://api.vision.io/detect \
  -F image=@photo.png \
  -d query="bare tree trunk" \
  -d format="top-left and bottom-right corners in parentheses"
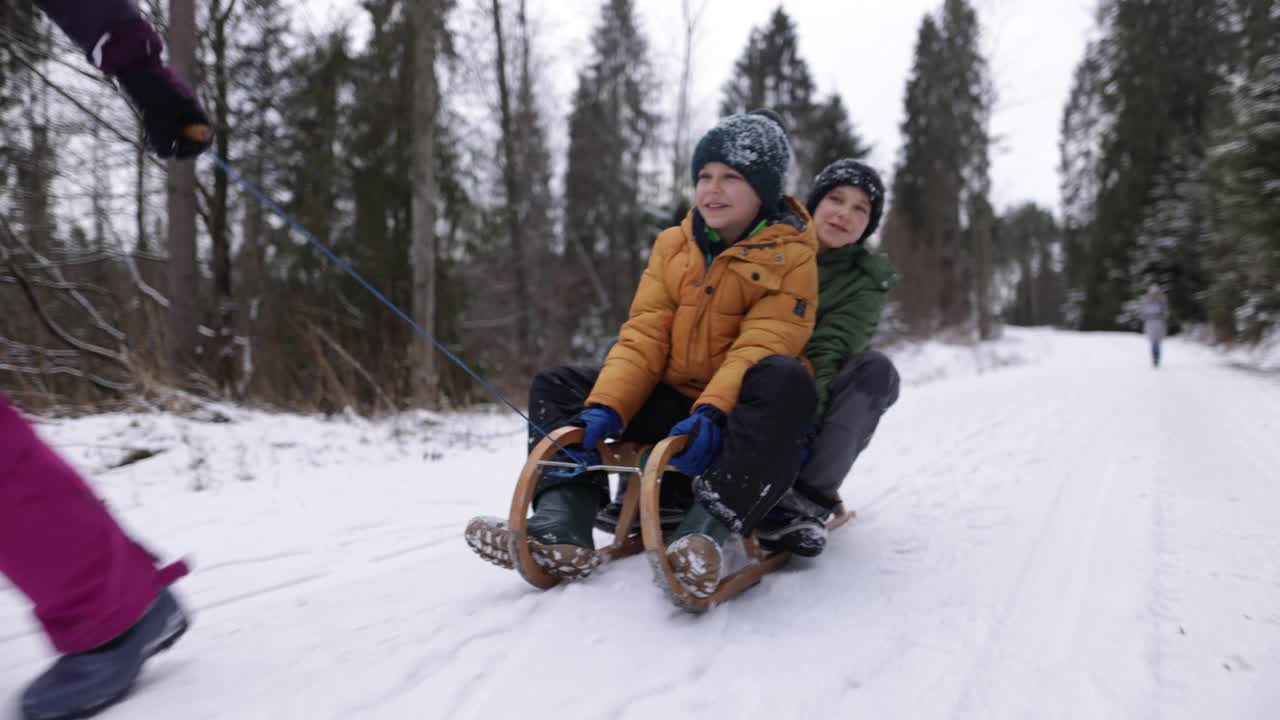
top-left (135, 129), bottom-right (148, 252)
top-left (973, 199), bottom-right (994, 340)
top-left (91, 124), bottom-right (106, 251)
top-left (209, 0), bottom-right (236, 393)
top-left (166, 0), bottom-right (199, 378)
top-left (1018, 254), bottom-right (1033, 325)
top-left (20, 121), bottom-right (54, 254)
top-left (670, 0), bottom-right (704, 212)
top-left (410, 0), bottom-right (439, 408)
top-left (491, 0), bottom-right (534, 375)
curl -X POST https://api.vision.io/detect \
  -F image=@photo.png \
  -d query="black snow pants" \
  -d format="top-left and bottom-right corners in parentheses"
top-left (527, 355), bottom-right (816, 534)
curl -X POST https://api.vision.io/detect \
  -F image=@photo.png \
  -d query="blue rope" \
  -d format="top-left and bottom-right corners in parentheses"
top-left (205, 152), bottom-right (578, 462)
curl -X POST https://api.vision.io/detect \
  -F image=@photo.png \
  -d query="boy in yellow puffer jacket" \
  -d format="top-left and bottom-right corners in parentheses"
top-left (467, 110), bottom-right (818, 599)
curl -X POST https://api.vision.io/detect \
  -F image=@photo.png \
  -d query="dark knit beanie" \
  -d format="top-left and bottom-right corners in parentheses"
top-left (805, 159), bottom-right (886, 243)
top-left (690, 109), bottom-right (791, 209)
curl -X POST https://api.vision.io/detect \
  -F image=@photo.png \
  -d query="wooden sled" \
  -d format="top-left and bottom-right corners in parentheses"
top-left (507, 426), bottom-right (648, 589)
top-left (640, 436), bottom-right (854, 613)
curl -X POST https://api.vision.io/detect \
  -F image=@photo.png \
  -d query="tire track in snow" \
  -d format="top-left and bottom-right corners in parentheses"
top-left (332, 593), bottom-right (543, 719)
top-left (946, 368), bottom-right (1154, 719)
top-left (1148, 363), bottom-right (1280, 719)
top-left (197, 549), bottom-right (313, 573)
top-left (196, 573), bottom-right (331, 613)
top-left (788, 363), bottom-right (1084, 718)
top-left (366, 533), bottom-right (457, 563)
top-left (611, 635), bottom-right (725, 720)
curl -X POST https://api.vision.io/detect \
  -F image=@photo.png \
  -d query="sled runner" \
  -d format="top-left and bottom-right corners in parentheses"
top-left (640, 435), bottom-right (853, 613)
top-left (470, 426), bottom-right (854, 605)
top-left (504, 426), bottom-right (648, 589)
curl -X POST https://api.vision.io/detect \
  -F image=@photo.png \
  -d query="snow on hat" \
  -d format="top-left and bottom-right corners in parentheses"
top-left (690, 108), bottom-right (792, 209)
top-left (805, 158), bottom-right (886, 243)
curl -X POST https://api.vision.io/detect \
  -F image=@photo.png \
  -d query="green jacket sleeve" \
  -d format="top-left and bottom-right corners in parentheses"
top-left (806, 288), bottom-right (888, 421)
top-left (806, 252), bottom-right (897, 422)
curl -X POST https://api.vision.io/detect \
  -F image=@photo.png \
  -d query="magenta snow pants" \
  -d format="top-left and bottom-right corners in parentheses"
top-left (0, 395), bottom-right (186, 654)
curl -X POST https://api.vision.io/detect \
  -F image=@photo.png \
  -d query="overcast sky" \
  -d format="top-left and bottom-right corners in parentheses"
top-left (300, 0), bottom-right (1097, 215)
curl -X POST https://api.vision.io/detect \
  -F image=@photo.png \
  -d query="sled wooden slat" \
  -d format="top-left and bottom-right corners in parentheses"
top-left (507, 427), bottom-right (647, 588)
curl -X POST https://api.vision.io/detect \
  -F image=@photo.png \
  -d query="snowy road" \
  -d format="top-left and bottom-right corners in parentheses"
top-left (2, 330), bottom-right (1278, 719)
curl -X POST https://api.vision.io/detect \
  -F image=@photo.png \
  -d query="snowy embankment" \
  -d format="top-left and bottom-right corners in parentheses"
top-left (2, 328), bottom-right (1277, 720)
top-left (1215, 327), bottom-right (1280, 374)
top-left (884, 325), bottom-right (1057, 386)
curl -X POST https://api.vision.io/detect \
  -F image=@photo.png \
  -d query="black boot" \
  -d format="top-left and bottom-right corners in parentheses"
top-left (527, 484), bottom-right (600, 549)
top-left (594, 473), bottom-right (694, 536)
top-left (756, 511), bottom-right (827, 557)
top-left (755, 489), bottom-right (831, 557)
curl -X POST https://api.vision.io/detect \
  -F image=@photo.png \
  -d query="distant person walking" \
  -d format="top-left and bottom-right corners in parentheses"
top-left (1139, 284), bottom-right (1168, 367)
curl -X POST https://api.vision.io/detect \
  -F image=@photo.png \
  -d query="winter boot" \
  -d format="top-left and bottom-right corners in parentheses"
top-left (663, 501), bottom-right (733, 599)
top-left (756, 509), bottom-right (828, 557)
top-left (755, 490), bottom-right (832, 557)
top-left (594, 473), bottom-right (694, 537)
top-left (21, 587), bottom-right (189, 720)
top-left (465, 484), bottom-right (603, 580)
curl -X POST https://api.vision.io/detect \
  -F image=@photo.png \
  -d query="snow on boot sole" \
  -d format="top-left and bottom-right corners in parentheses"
top-left (464, 516), bottom-right (600, 580)
top-left (664, 534), bottom-right (723, 600)
top-left (527, 541), bottom-right (600, 580)
top-left (465, 516), bottom-right (515, 569)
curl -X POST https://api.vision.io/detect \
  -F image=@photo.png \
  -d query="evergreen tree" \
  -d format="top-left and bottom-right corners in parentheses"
top-left (563, 0), bottom-right (658, 338)
top-left (1058, 40), bottom-right (1107, 328)
top-left (1126, 146), bottom-right (1211, 331)
top-left (1060, 0), bottom-right (1237, 330)
top-left (941, 0), bottom-right (996, 338)
top-left (0, 1), bottom-right (42, 194)
top-left (719, 6), bottom-right (822, 185)
top-left (881, 0), bottom-right (995, 337)
top-left (509, 0), bottom-right (560, 364)
top-left (1203, 53), bottom-right (1280, 341)
top-left (805, 93), bottom-right (871, 177)
top-left (882, 16), bottom-right (944, 334)
top-left (1238, 0), bottom-right (1280, 72)
top-left (998, 203), bottom-right (1065, 327)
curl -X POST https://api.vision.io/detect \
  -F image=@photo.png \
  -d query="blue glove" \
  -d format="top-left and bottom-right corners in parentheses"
top-left (565, 405), bottom-right (623, 466)
top-left (667, 405), bottom-right (727, 477)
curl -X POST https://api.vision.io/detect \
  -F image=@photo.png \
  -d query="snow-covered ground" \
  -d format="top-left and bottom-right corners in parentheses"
top-left (1216, 328), bottom-right (1280, 374)
top-left (2, 328), bottom-right (1278, 720)
top-left (885, 325), bottom-right (1058, 387)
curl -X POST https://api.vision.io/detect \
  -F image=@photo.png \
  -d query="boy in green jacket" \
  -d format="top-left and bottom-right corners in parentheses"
top-left (756, 159), bottom-right (901, 556)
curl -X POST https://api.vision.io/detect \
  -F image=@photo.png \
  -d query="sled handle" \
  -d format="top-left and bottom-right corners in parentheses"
top-left (535, 460), bottom-right (644, 475)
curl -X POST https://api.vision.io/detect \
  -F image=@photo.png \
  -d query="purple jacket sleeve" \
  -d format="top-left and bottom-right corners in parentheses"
top-left (34, 0), bottom-right (147, 63)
